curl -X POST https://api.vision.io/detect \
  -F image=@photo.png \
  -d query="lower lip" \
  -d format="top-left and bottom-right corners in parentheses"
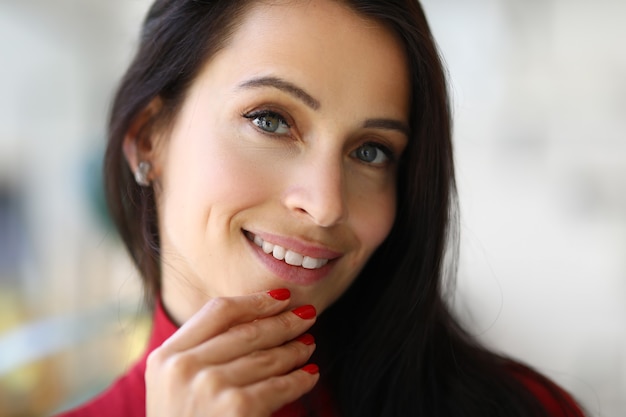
top-left (245, 234), bottom-right (335, 286)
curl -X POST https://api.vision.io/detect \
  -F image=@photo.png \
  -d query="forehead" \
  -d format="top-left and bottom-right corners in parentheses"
top-left (197, 0), bottom-right (410, 117)
top-left (233, 0), bottom-right (403, 66)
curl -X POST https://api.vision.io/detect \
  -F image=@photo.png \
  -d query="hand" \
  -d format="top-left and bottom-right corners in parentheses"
top-left (145, 289), bottom-right (319, 417)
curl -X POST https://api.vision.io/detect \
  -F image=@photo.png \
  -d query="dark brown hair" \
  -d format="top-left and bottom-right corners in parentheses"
top-left (104, 1), bottom-right (584, 416)
top-left (105, 0), bottom-right (250, 300)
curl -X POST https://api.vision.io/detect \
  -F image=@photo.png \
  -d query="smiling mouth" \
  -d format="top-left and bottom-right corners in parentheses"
top-left (245, 231), bottom-right (330, 270)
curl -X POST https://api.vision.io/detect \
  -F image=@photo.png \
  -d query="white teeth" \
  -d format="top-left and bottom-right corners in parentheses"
top-left (302, 256), bottom-right (327, 269)
top-left (249, 233), bottom-right (329, 269)
top-left (272, 245), bottom-right (286, 260)
top-left (302, 256), bottom-right (318, 269)
top-left (285, 250), bottom-right (303, 266)
top-left (262, 241), bottom-right (273, 254)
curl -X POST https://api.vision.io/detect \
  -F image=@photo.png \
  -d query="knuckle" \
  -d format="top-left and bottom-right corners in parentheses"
top-left (276, 311), bottom-right (297, 331)
top-left (145, 349), bottom-right (202, 391)
top-left (232, 322), bottom-right (261, 343)
top-left (145, 348), bottom-right (165, 371)
top-left (194, 368), bottom-right (226, 395)
top-left (251, 292), bottom-right (270, 311)
top-left (205, 296), bottom-right (235, 314)
top-left (270, 375), bottom-right (292, 393)
top-left (146, 347), bottom-right (186, 380)
top-left (249, 349), bottom-right (275, 369)
top-left (161, 353), bottom-right (196, 380)
top-left (220, 389), bottom-right (253, 415)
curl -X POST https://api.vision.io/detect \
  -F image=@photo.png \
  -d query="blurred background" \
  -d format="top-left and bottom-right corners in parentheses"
top-left (0, 0), bottom-right (624, 416)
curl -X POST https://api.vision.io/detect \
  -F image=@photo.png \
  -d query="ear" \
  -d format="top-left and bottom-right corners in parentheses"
top-left (122, 98), bottom-right (165, 177)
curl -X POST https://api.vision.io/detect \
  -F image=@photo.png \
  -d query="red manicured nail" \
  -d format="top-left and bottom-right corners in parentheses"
top-left (296, 334), bottom-right (315, 345)
top-left (291, 305), bottom-right (317, 320)
top-left (267, 288), bottom-right (291, 301)
top-left (301, 364), bottom-right (319, 375)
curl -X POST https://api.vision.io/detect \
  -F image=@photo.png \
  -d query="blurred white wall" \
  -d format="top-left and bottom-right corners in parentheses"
top-left (0, 0), bottom-right (151, 309)
top-left (0, 0), bottom-right (624, 416)
top-left (422, 0), bottom-right (626, 415)
top-left (0, 1), bottom-right (152, 415)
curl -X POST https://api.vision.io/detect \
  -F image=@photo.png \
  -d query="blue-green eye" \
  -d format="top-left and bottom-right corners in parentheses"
top-left (245, 111), bottom-right (290, 134)
top-left (352, 143), bottom-right (391, 165)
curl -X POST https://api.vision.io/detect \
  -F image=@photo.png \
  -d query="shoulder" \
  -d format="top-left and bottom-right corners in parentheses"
top-left (507, 362), bottom-right (586, 417)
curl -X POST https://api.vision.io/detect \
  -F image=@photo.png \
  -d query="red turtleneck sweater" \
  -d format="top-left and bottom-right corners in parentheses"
top-left (54, 301), bottom-right (583, 417)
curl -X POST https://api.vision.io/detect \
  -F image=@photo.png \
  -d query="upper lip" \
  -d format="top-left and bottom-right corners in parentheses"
top-left (244, 229), bottom-right (343, 260)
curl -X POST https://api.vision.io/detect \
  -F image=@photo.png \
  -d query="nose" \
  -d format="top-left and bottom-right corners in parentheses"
top-left (282, 154), bottom-right (347, 228)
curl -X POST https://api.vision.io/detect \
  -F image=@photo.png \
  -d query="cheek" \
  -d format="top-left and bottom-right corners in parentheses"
top-left (169, 128), bottom-right (278, 206)
top-left (204, 141), bottom-right (289, 210)
top-left (157, 129), bottom-right (272, 247)
top-left (352, 186), bottom-right (396, 255)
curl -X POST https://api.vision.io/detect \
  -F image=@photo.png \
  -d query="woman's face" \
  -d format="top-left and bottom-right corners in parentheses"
top-left (151, 0), bottom-right (410, 322)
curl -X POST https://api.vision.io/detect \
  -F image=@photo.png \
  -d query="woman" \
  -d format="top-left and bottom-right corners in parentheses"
top-left (57, 0), bottom-right (585, 416)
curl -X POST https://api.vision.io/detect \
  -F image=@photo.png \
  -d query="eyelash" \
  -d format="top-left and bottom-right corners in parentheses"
top-left (242, 109), bottom-right (397, 166)
top-left (352, 142), bottom-right (396, 166)
top-left (242, 109), bottom-right (291, 136)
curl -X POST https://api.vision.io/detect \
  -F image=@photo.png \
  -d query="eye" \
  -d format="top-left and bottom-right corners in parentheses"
top-left (351, 142), bottom-right (392, 165)
top-left (244, 110), bottom-right (290, 135)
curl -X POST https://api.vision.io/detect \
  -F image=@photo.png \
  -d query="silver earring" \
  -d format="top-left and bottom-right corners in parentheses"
top-left (134, 161), bottom-right (152, 186)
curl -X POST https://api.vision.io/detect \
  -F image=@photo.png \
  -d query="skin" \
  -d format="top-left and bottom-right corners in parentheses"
top-left (124, 0), bottom-right (410, 415)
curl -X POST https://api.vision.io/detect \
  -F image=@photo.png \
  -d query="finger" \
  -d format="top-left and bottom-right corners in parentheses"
top-left (241, 365), bottom-right (320, 416)
top-left (207, 365), bottom-right (320, 417)
top-left (162, 289), bottom-right (292, 353)
top-left (194, 334), bottom-right (316, 389)
top-left (187, 305), bottom-right (317, 365)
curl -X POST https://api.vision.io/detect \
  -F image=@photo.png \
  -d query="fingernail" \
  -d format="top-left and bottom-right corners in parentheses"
top-left (291, 305), bottom-right (317, 320)
top-left (296, 334), bottom-right (315, 345)
top-left (267, 288), bottom-right (291, 301)
top-left (301, 364), bottom-right (319, 375)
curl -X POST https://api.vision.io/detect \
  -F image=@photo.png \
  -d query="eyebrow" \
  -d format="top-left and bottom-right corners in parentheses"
top-left (363, 118), bottom-right (410, 137)
top-left (237, 76), bottom-right (321, 110)
top-left (238, 76), bottom-right (409, 137)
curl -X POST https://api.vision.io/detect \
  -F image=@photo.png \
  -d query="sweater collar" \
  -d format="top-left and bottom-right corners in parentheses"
top-left (145, 297), bottom-right (179, 353)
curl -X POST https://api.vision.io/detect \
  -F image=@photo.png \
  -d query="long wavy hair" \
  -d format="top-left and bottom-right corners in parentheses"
top-left (104, 0), bottom-right (581, 416)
